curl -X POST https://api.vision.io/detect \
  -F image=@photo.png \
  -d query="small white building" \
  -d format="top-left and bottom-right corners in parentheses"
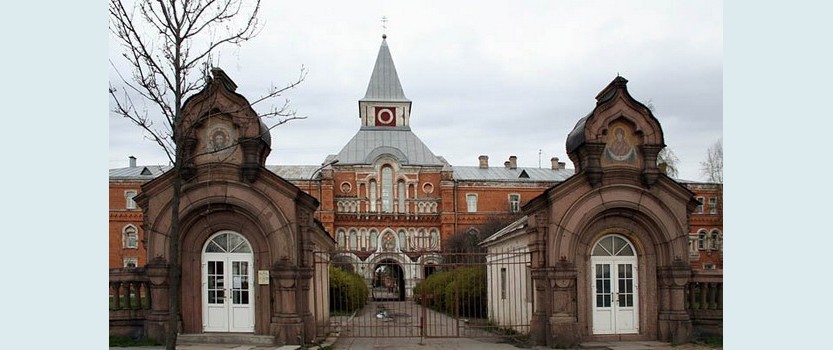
top-left (480, 216), bottom-right (532, 334)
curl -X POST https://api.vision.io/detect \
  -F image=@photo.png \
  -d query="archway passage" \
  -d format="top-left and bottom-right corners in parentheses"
top-left (372, 260), bottom-right (405, 301)
top-left (202, 231), bottom-right (254, 333)
top-left (590, 234), bottom-right (638, 335)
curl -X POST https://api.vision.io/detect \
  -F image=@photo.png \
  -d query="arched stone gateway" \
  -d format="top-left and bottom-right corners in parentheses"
top-left (136, 69), bottom-right (335, 345)
top-left (523, 77), bottom-right (696, 347)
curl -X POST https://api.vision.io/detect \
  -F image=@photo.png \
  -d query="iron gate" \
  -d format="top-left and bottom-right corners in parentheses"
top-left (313, 250), bottom-right (531, 339)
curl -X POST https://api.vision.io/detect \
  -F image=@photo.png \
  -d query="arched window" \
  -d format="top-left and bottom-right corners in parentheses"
top-left (710, 230), bottom-right (721, 250)
top-left (370, 230), bottom-right (379, 250)
top-left (398, 181), bottom-right (406, 213)
top-left (336, 230), bottom-right (346, 249)
top-left (398, 230), bottom-right (407, 250)
top-left (369, 180), bottom-right (377, 212)
top-left (382, 166), bottom-right (393, 212)
top-left (697, 231), bottom-right (707, 250)
top-left (591, 235), bottom-right (635, 256)
top-left (204, 232), bottom-right (252, 253)
top-left (349, 230), bottom-right (358, 250)
top-left (123, 225), bottom-right (138, 249)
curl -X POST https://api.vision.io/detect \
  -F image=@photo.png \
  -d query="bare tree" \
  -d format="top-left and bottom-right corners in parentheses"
top-left (658, 147), bottom-right (680, 178)
top-left (109, 1), bottom-right (304, 348)
top-left (700, 138), bottom-right (723, 183)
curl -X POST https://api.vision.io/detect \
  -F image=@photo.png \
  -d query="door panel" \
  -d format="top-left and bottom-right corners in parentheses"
top-left (591, 260), bottom-right (638, 334)
top-left (203, 254), bottom-right (253, 332)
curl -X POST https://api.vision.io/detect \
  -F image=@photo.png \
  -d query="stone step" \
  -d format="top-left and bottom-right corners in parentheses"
top-left (177, 333), bottom-right (276, 346)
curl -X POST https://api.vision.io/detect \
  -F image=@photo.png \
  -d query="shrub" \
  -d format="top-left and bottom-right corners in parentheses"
top-left (413, 266), bottom-right (486, 318)
top-left (329, 265), bottom-right (369, 314)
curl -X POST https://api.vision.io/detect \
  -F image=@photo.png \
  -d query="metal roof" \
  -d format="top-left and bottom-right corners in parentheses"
top-left (334, 127), bottom-right (444, 166)
top-left (266, 165), bottom-right (323, 180)
top-left (359, 37), bottom-right (410, 102)
top-left (480, 215), bottom-right (528, 247)
top-left (452, 166), bottom-right (573, 182)
top-left (109, 165), bottom-right (171, 180)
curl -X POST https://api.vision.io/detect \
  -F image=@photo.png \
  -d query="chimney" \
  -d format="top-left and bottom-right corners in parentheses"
top-left (551, 157), bottom-right (566, 170)
top-left (509, 156), bottom-right (517, 169)
top-left (558, 161), bottom-right (566, 169)
top-left (129, 156), bottom-right (137, 168)
top-left (504, 161), bottom-right (511, 168)
top-left (478, 155), bottom-right (489, 169)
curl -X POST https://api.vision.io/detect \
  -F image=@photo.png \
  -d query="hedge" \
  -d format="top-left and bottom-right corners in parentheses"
top-left (329, 265), bottom-right (369, 313)
top-left (413, 266), bottom-right (487, 318)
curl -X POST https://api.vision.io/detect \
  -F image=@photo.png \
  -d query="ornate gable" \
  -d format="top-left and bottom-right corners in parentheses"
top-left (178, 68), bottom-right (271, 182)
top-left (566, 76), bottom-right (666, 187)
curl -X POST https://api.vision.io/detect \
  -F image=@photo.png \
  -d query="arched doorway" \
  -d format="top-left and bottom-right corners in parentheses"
top-left (372, 260), bottom-right (405, 301)
top-left (590, 234), bottom-right (639, 335)
top-left (202, 231), bottom-right (254, 332)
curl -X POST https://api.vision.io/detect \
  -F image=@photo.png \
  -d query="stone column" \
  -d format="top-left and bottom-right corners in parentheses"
top-left (270, 260), bottom-right (304, 345)
top-left (657, 259), bottom-right (693, 344)
top-left (528, 267), bottom-right (552, 347)
top-left (144, 257), bottom-right (170, 342)
top-left (550, 261), bottom-right (579, 348)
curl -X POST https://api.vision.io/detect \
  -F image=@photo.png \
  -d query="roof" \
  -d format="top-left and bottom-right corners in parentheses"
top-left (266, 165), bottom-right (325, 180)
top-left (480, 215), bottom-right (528, 247)
top-left (333, 127), bottom-right (444, 166)
top-left (109, 165), bottom-right (172, 180)
top-left (360, 37), bottom-right (410, 102)
top-left (452, 166), bottom-right (573, 182)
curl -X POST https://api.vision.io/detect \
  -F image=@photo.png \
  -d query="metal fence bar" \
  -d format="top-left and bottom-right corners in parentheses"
top-left (313, 249), bottom-right (532, 339)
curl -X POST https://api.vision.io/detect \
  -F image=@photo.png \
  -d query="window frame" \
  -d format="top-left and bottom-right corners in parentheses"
top-left (695, 196), bottom-right (704, 214)
top-left (708, 197), bottom-right (718, 214)
top-left (125, 190), bottom-right (138, 210)
top-left (123, 225), bottom-right (139, 249)
top-left (123, 257), bottom-right (138, 268)
top-left (697, 230), bottom-right (707, 250)
top-left (466, 193), bottom-right (478, 213)
top-left (509, 193), bottom-right (521, 213)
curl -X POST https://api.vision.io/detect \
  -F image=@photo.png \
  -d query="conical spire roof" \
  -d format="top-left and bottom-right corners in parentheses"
top-left (360, 36), bottom-right (410, 102)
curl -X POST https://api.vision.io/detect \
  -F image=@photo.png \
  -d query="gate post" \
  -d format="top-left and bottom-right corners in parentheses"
top-left (144, 257), bottom-right (171, 343)
top-left (657, 259), bottom-right (693, 344)
top-left (550, 261), bottom-right (579, 348)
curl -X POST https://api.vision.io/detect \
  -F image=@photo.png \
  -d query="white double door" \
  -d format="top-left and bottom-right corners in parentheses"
top-left (591, 257), bottom-right (638, 334)
top-left (202, 252), bottom-right (254, 332)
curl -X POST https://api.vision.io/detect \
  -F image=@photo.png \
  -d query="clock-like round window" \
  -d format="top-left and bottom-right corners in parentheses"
top-left (340, 182), bottom-right (352, 194)
top-left (422, 182), bottom-right (434, 194)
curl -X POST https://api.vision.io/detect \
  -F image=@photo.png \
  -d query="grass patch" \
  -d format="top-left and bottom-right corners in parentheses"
top-left (691, 336), bottom-right (723, 347)
top-left (109, 335), bottom-right (161, 347)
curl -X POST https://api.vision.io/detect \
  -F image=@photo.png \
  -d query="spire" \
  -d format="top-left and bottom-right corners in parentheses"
top-left (360, 36), bottom-right (410, 102)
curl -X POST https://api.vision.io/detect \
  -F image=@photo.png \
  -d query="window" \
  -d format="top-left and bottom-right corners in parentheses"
top-left (509, 194), bottom-right (520, 213)
top-left (697, 231), bottom-right (706, 250)
top-left (500, 267), bottom-right (507, 300)
top-left (703, 263), bottom-right (715, 270)
top-left (125, 190), bottom-right (137, 209)
top-left (398, 181), bottom-right (406, 213)
top-left (708, 197), bottom-right (718, 214)
top-left (370, 230), bottom-right (378, 250)
top-left (336, 230), bottom-right (346, 248)
top-left (349, 230), bottom-right (358, 250)
top-left (123, 225), bottom-right (138, 249)
top-left (525, 265), bottom-right (533, 302)
top-left (710, 231), bottom-right (721, 250)
top-left (695, 197), bottom-right (704, 214)
top-left (369, 180), bottom-right (377, 212)
top-left (124, 257), bottom-right (138, 268)
top-left (381, 166), bottom-right (393, 212)
top-left (466, 194), bottom-right (478, 212)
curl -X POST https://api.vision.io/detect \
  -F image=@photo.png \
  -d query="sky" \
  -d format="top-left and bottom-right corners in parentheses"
top-left (108, 0), bottom-right (723, 181)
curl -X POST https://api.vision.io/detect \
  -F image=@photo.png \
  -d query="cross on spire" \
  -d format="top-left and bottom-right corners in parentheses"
top-left (381, 16), bottom-right (388, 38)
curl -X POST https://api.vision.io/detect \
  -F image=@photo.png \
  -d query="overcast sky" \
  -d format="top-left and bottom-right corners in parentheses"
top-left (109, 0), bottom-right (722, 181)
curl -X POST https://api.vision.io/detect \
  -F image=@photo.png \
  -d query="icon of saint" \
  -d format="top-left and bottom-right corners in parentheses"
top-left (606, 127), bottom-right (635, 162)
